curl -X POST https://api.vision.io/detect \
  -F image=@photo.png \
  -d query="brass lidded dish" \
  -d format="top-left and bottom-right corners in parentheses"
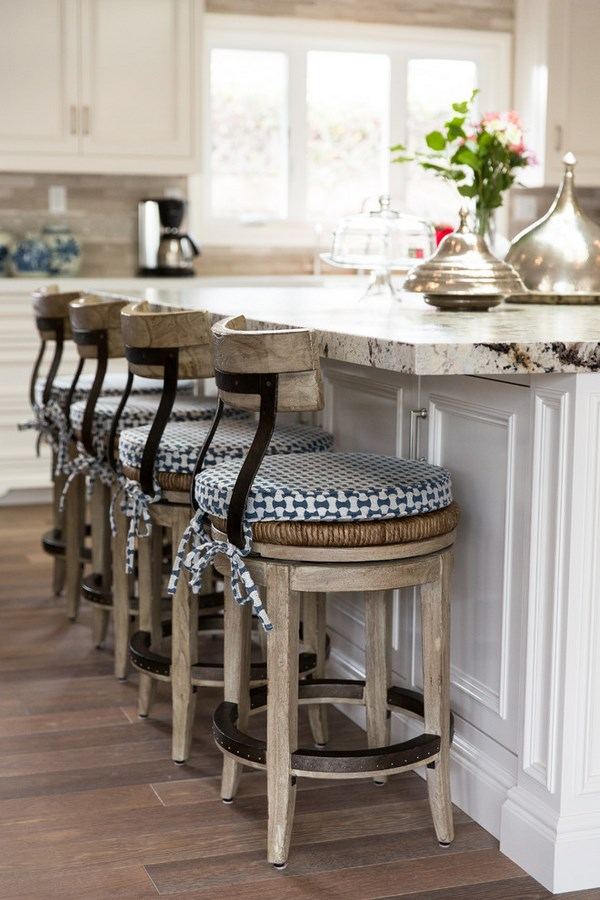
top-left (402, 208), bottom-right (525, 311)
top-left (505, 152), bottom-right (600, 304)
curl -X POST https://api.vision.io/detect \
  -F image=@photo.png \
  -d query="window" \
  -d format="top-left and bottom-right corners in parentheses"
top-left (201, 15), bottom-right (510, 244)
top-left (210, 49), bottom-right (288, 220)
top-left (306, 51), bottom-right (390, 223)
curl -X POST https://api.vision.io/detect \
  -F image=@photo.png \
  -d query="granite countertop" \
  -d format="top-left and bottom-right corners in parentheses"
top-left (140, 285), bottom-right (600, 376)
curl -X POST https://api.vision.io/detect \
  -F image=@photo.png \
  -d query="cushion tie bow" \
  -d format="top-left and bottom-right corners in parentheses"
top-left (168, 511), bottom-right (272, 632)
top-left (110, 477), bottom-right (161, 574)
top-left (58, 444), bottom-right (114, 512)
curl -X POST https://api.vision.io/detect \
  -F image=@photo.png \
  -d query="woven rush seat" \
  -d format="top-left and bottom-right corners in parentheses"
top-left (213, 503), bottom-right (459, 548)
top-left (196, 451), bottom-right (455, 547)
top-left (119, 420), bottom-right (334, 491)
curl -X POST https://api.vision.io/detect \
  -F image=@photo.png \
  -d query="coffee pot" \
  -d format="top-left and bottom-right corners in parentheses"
top-left (138, 197), bottom-right (200, 277)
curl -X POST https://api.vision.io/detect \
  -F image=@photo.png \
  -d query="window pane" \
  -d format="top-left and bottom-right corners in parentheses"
top-left (210, 48), bottom-right (288, 220)
top-left (405, 59), bottom-right (477, 225)
top-left (307, 51), bottom-right (390, 223)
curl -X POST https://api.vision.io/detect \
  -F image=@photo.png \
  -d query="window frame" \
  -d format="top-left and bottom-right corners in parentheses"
top-left (197, 13), bottom-right (511, 247)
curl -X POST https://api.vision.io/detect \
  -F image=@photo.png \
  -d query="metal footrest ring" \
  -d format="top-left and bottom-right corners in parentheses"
top-left (213, 680), bottom-right (453, 777)
top-left (129, 623), bottom-right (318, 687)
top-left (42, 526), bottom-right (91, 562)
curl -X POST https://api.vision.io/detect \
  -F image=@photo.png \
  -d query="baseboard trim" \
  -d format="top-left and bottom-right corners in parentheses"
top-left (0, 486), bottom-right (52, 506)
top-left (501, 786), bottom-right (600, 893)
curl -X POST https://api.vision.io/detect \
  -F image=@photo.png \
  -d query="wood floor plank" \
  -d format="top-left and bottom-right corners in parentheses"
top-left (0, 705), bottom-right (130, 737)
top-left (145, 820), bottom-right (498, 894)
top-left (0, 862), bottom-right (157, 899)
top-left (156, 849), bottom-right (524, 899)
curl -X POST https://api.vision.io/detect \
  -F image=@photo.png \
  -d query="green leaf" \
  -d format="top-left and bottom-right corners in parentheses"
top-left (420, 162), bottom-right (452, 173)
top-left (452, 146), bottom-right (481, 170)
top-left (425, 130), bottom-right (446, 151)
top-left (452, 100), bottom-right (469, 114)
top-left (457, 184), bottom-right (478, 198)
top-left (391, 155), bottom-right (413, 164)
top-left (447, 121), bottom-right (467, 142)
top-left (390, 143), bottom-right (406, 152)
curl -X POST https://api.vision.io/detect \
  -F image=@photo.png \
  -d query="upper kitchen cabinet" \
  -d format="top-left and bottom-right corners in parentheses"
top-left (515, 0), bottom-right (600, 186)
top-left (0, 0), bottom-right (79, 156)
top-left (0, 0), bottom-right (200, 175)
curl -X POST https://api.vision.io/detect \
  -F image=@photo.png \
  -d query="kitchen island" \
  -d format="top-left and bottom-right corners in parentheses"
top-left (6, 281), bottom-right (600, 893)
top-left (148, 285), bottom-right (600, 895)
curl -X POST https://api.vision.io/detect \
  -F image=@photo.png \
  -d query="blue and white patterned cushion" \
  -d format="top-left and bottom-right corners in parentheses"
top-left (195, 452), bottom-right (453, 524)
top-left (70, 394), bottom-right (229, 458)
top-left (59, 394), bottom-right (237, 509)
top-left (31, 373), bottom-right (186, 439)
top-left (118, 420), bottom-right (334, 476)
top-left (33, 372), bottom-right (175, 409)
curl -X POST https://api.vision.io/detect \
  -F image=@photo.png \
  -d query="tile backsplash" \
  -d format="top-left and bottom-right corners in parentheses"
top-left (0, 173), bottom-right (188, 277)
top-left (3, 171), bottom-right (599, 278)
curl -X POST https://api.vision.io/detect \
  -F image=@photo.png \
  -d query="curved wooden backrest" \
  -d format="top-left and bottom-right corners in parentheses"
top-left (120, 300), bottom-right (213, 379)
top-left (32, 286), bottom-right (80, 340)
top-left (69, 293), bottom-right (133, 359)
top-left (30, 287), bottom-right (82, 409)
top-left (212, 315), bottom-right (323, 412)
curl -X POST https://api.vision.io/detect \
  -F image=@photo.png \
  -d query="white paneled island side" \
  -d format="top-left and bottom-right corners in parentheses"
top-left (5, 281), bottom-right (600, 893)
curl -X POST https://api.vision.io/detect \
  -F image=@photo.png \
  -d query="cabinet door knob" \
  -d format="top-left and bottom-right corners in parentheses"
top-left (409, 407), bottom-right (428, 460)
top-left (69, 105), bottom-right (78, 135)
top-left (82, 105), bottom-right (90, 136)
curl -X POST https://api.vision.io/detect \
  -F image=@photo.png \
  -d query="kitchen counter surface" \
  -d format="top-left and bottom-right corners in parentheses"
top-left (140, 284), bottom-right (600, 376)
top-left (5, 276), bottom-right (600, 375)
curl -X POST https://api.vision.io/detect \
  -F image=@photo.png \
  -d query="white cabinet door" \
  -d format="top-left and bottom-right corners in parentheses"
top-left (416, 375), bottom-right (531, 751)
top-left (79, 0), bottom-right (194, 161)
top-left (515, 0), bottom-right (600, 186)
top-left (0, 0), bottom-right (79, 156)
top-left (545, 0), bottom-right (600, 185)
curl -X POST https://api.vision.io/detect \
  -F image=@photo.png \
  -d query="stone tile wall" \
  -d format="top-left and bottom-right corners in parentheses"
top-left (0, 173), bottom-right (187, 277)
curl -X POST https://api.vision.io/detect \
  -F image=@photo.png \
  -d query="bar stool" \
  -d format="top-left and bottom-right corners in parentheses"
top-left (172, 316), bottom-right (459, 867)
top-left (113, 302), bottom-right (333, 756)
top-left (22, 287), bottom-right (161, 600)
top-left (61, 295), bottom-right (218, 669)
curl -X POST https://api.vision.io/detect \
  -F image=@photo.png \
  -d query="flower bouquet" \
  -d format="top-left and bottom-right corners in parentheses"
top-left (391, 90), bottom-right (535, 238)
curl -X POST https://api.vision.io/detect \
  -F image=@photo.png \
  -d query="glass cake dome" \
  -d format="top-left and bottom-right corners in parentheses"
top-left (322, 195), bottom-right (435, 298)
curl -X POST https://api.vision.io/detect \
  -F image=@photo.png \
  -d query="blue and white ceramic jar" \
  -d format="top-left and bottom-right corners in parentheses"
top-left (42, 223), bottom-right (81, 276)
top-left (11, 233), bottom-right (50, 277)
top-left (0, 230), bottom-right (15, 276)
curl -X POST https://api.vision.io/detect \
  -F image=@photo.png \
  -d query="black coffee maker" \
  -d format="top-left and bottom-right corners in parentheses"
top-left (137, 197), bottom-right (200, 277)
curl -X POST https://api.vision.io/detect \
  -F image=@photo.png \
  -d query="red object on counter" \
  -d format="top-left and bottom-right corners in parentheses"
top-left (435, 225), bottom-right (454, 245)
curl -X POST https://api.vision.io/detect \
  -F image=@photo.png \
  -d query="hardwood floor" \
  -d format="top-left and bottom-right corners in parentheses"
top-left (0, 504), bottom-right (598, 899)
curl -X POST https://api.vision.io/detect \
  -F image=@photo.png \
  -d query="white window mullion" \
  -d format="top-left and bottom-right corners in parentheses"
top-left (287, 45), bottom-right (307, 223)
top-left (389, 49), bottom-right (408, 209)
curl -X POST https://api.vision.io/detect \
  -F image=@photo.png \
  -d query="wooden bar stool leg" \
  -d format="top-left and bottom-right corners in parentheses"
top-left (137, 521), bottom-right (163, 718)
top-left (221, 575), bottom-right (252, 802)
top-left (90, 481), bottom-right (111, 648)
top-left (65, 467), bottom-right (85, 621)
top-left (302, 592), bottom-right (329, 747)
top-left (171, 507), bottom-right (199, 764)
top-left (266, 564), bottom-right (299, 868)
top-left (421, 551), bottom-right (454, 846)
top-left (52, 453), bottom-right (66, 596)
top-left (365, 590), bottom-right (392, 784)
top-left (112, 486), bottom-right (130, 680)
